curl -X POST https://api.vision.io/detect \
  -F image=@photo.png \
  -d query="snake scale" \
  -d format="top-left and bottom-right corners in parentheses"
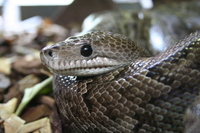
top-left (40, 2), bottom-right (200, 133)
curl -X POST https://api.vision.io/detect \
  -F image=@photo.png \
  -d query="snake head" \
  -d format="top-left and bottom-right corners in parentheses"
top-left (40, 31), bottom-right (149, 76)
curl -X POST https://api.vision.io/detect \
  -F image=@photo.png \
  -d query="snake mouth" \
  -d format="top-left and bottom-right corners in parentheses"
top-left (41, 56), bottom-right (126, 76)
top-left (51, 66), bottom-right (123, 76)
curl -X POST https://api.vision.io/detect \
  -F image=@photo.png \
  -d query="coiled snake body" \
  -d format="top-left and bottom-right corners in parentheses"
top-left (41, 29), bottom-right (200, 132)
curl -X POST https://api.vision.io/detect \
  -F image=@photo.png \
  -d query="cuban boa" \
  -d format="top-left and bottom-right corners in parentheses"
top-left (41, 30), bottom-right (200, 132)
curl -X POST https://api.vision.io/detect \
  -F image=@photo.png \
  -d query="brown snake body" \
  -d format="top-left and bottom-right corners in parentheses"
top-left (41, 30), bottom-right (200, 132)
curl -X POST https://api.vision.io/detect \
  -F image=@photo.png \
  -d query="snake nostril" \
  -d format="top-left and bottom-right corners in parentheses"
top-left (47, 50), bottom-right (53, 57)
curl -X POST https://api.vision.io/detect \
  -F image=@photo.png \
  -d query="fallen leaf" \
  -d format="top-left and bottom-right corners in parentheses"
top-left (21, 104), bottom-right (52, 123)
top-left (4, 74), bottom-right (39, 102)
top-left (0, 73), bottom-right (11, 91)
top-left (0, 98), bottom-right (17, 120)
top-left (18, 74), bottom-right (39, 92)
top-left (4, 114), bottom-right (25, 133)
top-left (0, 58), bottom-right (11, 75)
top-left (37, 96), bottom-right (55, 109)
top-left (16, 117), bottom-right (52, 133)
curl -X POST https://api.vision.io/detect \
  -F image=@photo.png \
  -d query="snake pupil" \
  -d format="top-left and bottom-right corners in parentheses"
top-left (81, 44), bottom-right (93, 57)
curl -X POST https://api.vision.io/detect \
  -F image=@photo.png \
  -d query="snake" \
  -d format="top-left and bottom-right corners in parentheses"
top-left (40, 2), bottom-right (200, 133)
top-left (40, 30), bottom-right (200, 133)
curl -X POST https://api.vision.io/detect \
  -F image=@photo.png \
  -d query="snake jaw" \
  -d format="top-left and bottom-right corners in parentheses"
top-left (52, 65), bottom-right (124, 76)
top-left (40, 51), bottom-right (127, 76)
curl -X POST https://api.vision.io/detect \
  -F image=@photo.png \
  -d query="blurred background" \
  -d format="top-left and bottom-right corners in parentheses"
top-left (0, 0), bottom-right (148, 34)
top-left (1, 0), bottom-right (197, 47)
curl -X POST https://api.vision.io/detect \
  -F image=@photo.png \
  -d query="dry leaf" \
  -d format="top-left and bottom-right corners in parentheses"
top-left (4, 115), bottom-right (52, 133)
top-left (37, 96), bottom-right (55, 109)
top-left (21, 104), bottom-right (52, 123)
top-left (0, 73), bottom-right (11, 91)
top-left (18, 74), bottom-right (39, 92)
top-left (17, 117), bottom-right (52, 133)
top-left (0, 58), bottom-right (11, 75)
top-left (4, 114), bottom-right (25, 133)
top-left (0, 98), bottom-right (17, 120)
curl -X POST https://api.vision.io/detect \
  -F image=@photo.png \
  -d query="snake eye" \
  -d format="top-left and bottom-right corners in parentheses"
top-left (81, 44), bottom-right (93, 57)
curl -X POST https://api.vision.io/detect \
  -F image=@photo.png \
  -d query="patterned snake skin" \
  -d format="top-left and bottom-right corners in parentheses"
top-left (40, 30), bottom-right (200, 132)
